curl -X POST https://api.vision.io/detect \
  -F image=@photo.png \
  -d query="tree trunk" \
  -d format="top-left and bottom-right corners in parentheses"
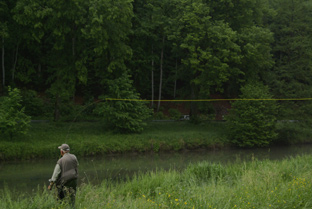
top-left (2, 36), bottom-right (5, 88)
top-left (38, 63), bottom-right (41, 78)
top-left (151, 44), bottom-right (154, 108)
top-left (72, 37), bottom-right (76, 57)
top-left (157, 35), bottom-right (165, 112)
top-left (190, 83), bottom-right (198, 119)
top-left (174, 58), bottom-right (178, 99)
top-left (54, 95), bottom-right (61, 121)
top-left (72, 34), bottom-right (76, 102)
top-left (12, 44), bottom-right (19, 82)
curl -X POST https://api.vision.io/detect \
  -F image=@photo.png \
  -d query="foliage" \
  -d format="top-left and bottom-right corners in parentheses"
top-left (2, 155), bottom-right (312, 208)
top-left (0, 87), bottom-right (31, 139)
top-left (168, 108), bottom-right (181, 121)
top-left (0, 0), bottom-right (311, 139)
top-left (153, 111), bottom-right (167, 120)
top-left (94, 73), bottom-right (152, 133)
top-left (0, 121), bottom-right (227, 160)
top-left (275, 121), bottom-right (312, 145)
top-left (20, 89), bottom-right (45, 117)
top-left (11, 0), bottom-right (133, 121)
top-left (269, 0), bottom-right (312, 124)
top-left (227, 82), bottom-right (278, 148)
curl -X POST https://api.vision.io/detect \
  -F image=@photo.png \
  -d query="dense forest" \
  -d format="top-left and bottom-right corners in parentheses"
top-left (1, 0), bottom-right (312, 136)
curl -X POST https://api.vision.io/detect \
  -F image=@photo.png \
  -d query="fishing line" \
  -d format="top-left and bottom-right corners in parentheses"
top-left (105, 98), bottom-right (312, 102)
top-left (64, 97), bottom-right (312, 140)
top-left (64, 99), bottom-right (103, 141)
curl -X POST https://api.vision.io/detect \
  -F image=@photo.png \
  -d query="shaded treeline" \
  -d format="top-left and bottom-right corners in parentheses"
top-left (0, 0), bottom-right (311, 123)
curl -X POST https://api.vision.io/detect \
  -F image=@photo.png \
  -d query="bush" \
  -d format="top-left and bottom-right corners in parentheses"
top-left (0, 87), bottom-right (31, 139)
top-left (186, 162), bottom-right (227, 182)
top-left (94, 73), bottom-right (152, 133)
top-left (275, 121), bottom-right (312, 145)
top-left (21, 89), bottom-right (45, 117)
top-left (153, 111), bottom-right (167, 120)
top-left (227, 82), bottom-right (278, 148)
top-left (168, 108), bottom-right (181, 121)
top-left (189, 115), bottom-right (201, 124)
top-left (58, 101), bottom-right (85, 121)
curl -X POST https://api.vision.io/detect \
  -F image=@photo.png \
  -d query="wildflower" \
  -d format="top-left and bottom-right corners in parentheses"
top-left (185, 202), bottom-right (187, 205)
top-left (175, 199), bottom-right (179, 201)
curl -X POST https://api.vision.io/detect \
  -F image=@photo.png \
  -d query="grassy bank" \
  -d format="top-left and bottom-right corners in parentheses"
top-left (0, 121), bottom-right (228, 160)
top-left (2, 154), bottom-right (312, 208)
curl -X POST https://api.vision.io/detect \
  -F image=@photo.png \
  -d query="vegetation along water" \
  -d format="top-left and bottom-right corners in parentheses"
top-left (1, 0), bottom-right (312, 208)
top-left (2, 154), bottom-right (312, 208)
top-left (0, 121), bottom-right (228, 161)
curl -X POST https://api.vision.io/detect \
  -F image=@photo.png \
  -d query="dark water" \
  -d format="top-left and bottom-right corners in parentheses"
top-left (1, 144), bottom-right (312, 195)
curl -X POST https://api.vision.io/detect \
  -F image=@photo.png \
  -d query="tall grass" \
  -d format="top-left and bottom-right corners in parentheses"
top-left (0, 121), bottom-right (228, 160)
top-left (2, 154), bottom-right (312, 208)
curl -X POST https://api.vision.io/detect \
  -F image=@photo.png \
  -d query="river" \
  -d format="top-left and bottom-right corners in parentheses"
top-left (1, 144), bottom-right (312, 195)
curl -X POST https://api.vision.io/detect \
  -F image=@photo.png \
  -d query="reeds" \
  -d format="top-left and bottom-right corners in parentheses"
top-left (2, 154), bottom-right (312, 208)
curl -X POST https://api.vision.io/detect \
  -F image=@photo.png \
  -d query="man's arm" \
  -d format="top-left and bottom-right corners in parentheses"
top-left (48, 164), bottom-right (61, 190)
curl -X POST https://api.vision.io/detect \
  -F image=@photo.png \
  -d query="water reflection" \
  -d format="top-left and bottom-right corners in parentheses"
top-left (1, 144), bottom-right (312, 194)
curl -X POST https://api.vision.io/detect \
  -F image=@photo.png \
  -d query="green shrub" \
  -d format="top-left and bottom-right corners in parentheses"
top-left (59, 101), bottom-right (84, 121)
top-left (227, 82), bottom-right (278, 148)
top-left (186, 162), bottom-right (227, 182)
top-left (275, 121), bottom-right (312, 145)
top-left (94, 73), bottom-right (152, 133)
top-left (189, 115), bottom-right (201, 124)
top-left (21, 90), bottom-right (45, 117)
top-left (0, 87), bottom-right (31, 139)
top-left (198, 101), bottom-right (215, 115)
top-left (168, 108), bottom-right (181, 121)
top-left (153, 111), bottom-right (167, 120)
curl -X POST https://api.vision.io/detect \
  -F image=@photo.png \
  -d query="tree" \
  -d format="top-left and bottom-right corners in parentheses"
top-left (13, 0), bottom-right (133, 121)
top-left (269, 0), bottom-right (312, 121)
top-left (130, 0), bottom-right (175, 111)
top-left (0, 86), bottom-right (31, 139)
top-left (0, 1), bottom-right (9, 90)
top-left (13, 0), bottom-right (89, 120)
top-left (94, 73), bottom-right (152, 133)
top-left (227, 82), bottom-right (278, 148)
top-left (168, 0), bottom-right (242, 118)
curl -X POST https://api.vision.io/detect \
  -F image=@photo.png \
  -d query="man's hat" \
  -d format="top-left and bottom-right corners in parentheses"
top-left (58, 144), bottom-right (70, 151)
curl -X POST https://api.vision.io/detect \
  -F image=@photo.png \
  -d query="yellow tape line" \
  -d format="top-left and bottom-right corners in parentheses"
top-left (105, 98), bottom-right (312, 102)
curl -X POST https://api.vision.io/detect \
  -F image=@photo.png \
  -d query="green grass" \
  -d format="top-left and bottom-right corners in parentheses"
top-left (0, 121), bottom-right (228, 160)
top-left (2, 154), bottom-right (312, 208)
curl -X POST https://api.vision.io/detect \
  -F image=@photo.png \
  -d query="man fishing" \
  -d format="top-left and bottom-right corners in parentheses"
top-left (48, 144), bottom-right (79, 207)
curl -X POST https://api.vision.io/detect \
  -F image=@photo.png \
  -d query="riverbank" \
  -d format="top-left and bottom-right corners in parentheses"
top-left (0, 121), bottom-right (228, 161)
top-left (1, 154), bottom-right (312, 208)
